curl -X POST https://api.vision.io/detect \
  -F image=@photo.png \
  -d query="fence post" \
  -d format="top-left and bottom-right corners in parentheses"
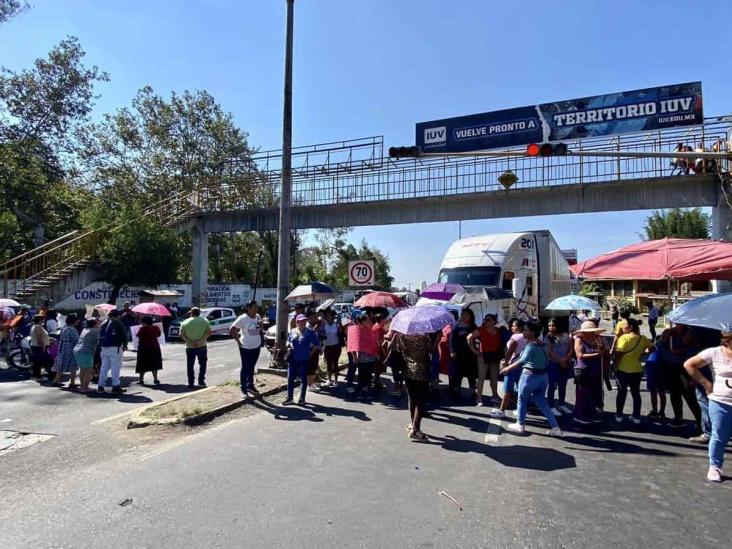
top-left (578, 141), bottom-right (583, 184)
top-left (616, 136), bottom-right (621, 180)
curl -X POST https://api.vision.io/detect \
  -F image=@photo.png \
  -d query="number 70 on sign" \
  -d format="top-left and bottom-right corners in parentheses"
top-left (348, 260), bottom-right (375, 287)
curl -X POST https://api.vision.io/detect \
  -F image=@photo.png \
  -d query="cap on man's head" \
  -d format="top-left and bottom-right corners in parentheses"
top-left (295, 314), bottom-right (307, 322)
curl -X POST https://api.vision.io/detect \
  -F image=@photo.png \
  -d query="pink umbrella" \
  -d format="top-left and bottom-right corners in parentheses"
top-left (132, 302), bottom-right (172, 317)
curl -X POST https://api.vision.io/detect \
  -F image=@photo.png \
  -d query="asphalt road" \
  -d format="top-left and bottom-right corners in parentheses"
top-left (0, 337), bottom-right (256, 435)
top-left (1, 343), bottom-right (730, 549)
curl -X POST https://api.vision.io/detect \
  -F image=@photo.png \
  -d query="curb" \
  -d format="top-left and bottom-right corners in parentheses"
top-left (127, 380), bottom-right (289, 429)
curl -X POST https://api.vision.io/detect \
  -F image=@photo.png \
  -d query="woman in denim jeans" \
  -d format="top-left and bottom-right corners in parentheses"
top-left (684, 331), bottom-right (732, 483)
top-left (544, 319), bottom-right (573, 417)
top-left (282, 315), bottom-right (320, 406)
top-left (499, 321), bottom-right (563, 437)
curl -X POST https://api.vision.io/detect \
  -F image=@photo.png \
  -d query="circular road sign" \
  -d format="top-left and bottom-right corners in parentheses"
top-left (349, 260), bottom-right (374, 286)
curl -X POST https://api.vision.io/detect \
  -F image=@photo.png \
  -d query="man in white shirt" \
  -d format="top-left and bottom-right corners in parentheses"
top-left (231, 300), bottom-right (263, 396)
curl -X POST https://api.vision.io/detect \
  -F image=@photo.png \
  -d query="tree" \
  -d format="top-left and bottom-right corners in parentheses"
top-left (79, 86), bottom-right (263, 207)
top-left (0, 36), bottom-right (108, 149)
top-left (643, 208), bottom-right (711, 240)
top-left (0, 0), bottom-right (28, 24)
top-left (0, 37), bottom-right (106, 250)
top-left (85, 204), bottom-right (181, 303)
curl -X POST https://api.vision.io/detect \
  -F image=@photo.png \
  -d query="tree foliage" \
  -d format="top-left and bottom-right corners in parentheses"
top-left (86, 204), bottom-right (180, 298)
top-left (79, 86), bottom-right (264, 206)
top-left (0, 37), bottom-right (105, 251)
top-left (0, 0), bottom-right (28, 24)
top-left (644, 208), bottom-right (711, 240)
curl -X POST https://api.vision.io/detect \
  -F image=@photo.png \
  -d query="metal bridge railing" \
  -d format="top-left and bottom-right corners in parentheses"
top-left (205, 116), bottom-right (731, 211)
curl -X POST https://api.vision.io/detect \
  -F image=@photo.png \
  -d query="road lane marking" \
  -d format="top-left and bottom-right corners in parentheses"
top-left (484, 417), bottom-right (502, 443)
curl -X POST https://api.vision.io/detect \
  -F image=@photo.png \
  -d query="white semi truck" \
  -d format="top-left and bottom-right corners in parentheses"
top-left (437, 231), bottom-right (572, 323)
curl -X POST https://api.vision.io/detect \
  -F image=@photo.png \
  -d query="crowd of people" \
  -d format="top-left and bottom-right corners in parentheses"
top-left (3, 296), bottom-right (730, 483)
top-left (271, 303), bottom-right (731, 483)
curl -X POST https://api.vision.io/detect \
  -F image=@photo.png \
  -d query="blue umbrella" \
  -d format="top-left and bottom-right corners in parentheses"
top-left (666, 293), bottom-right (732, 332)
top-left (390, 305), bottom-right (455, 335)
top-left (545, 294), bottom-right (601, 311)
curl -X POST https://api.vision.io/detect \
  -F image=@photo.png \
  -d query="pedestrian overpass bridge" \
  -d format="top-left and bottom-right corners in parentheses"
top-left (3, 117), bottom-right (732, 304)
top-left (193, 117), bottom-right (731, 232)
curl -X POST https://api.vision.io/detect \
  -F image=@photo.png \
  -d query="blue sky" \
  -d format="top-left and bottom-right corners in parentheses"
top-left (2, 0), bottom-right (730, 288)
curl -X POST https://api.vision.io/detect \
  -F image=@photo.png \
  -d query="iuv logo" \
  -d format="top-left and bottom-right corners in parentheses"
top-left (424, 126), bottom-right (446, 144)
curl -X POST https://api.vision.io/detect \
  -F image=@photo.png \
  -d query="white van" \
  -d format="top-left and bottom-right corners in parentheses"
top-left (437, 231), bottom-right (572, 322)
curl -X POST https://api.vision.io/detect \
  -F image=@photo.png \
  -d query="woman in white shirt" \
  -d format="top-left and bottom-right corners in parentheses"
top-left (230, 301), bottom-right (263, 396)
top-left (321, 309), bottom-right (343, 387)
top-left (684, 331), bottom-right (732, 483)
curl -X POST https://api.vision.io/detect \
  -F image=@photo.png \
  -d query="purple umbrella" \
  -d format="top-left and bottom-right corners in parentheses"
top-left (420, 283), bottom-right (465, 301)
top-left (390, 305), bottom-right (455, 335)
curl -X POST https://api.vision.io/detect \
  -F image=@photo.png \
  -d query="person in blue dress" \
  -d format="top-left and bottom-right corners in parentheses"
top-left (282, 314), bottom-right (321, 405)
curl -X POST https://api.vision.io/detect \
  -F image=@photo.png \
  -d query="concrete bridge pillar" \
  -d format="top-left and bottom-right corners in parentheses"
top-left (191, 222), bottom-right (208, 307)
top-left (711, 177), bottom-right (732, 293)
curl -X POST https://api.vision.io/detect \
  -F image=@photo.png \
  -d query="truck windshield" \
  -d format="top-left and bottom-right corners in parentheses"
top-left (438, 267), bottom-right (501, 287)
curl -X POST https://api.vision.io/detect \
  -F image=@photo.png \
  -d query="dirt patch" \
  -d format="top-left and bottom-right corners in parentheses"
top-left (129, 373), bottom-right (288, 428)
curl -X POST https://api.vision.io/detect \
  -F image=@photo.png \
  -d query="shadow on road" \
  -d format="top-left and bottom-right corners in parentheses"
top-left (427, 434), bottom-right (577, 471)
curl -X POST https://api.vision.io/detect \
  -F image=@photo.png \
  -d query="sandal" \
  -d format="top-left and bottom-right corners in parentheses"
top-left (409, 430), bottom-right (427, 441)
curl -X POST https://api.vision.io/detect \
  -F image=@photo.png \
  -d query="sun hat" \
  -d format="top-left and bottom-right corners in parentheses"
top-left (295, 314), bottom-right (307, 322)
top-left (575, 320), bottom-right (606, 334)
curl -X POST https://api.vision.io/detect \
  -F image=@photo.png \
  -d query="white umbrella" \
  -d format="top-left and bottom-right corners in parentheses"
top-left (0, 298), bottom-right (21, 308)
top-left (545, 294), bottom-right (601, 311)
top-left (666, 293), bottom-right (732, 332)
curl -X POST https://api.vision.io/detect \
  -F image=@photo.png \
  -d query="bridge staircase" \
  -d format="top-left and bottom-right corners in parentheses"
top-left (1, 190), bottom-right (201, 302)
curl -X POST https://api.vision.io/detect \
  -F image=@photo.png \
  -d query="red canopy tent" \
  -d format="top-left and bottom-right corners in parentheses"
top-left (571, 238), bottom-right (732, 281)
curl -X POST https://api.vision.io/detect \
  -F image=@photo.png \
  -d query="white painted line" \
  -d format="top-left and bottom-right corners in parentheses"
top-left (484, 417), bottom-right (502, 443)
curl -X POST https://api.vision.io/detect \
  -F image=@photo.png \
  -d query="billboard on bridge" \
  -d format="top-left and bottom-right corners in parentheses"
top-left (416, 81), bottom-right (703, 153)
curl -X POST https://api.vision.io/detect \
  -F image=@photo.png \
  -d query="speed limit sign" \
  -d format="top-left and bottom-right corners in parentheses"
top-left (348, 260), bottom-right (375, 287)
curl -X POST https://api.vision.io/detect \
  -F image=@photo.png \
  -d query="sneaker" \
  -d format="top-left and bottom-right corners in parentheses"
top-left (689, 433), bottom-right (710, 444)
top-left (546, 427), bottom-right (564, 437)
top-left (574, 417), bottom-right (591, 425)
top-left (111, 386), bottom-right (125, 394)
top-left (281, 398), bottom-right (295, 406)
top-left (590, 417), bottom-right (603, 424)
top-left (346, 386), bottom-right (356, 394)
top-left (97, 386), bottom-right (105, 393)
top-left (297, 398), bottom-right (306, 406)
top-left (707, 466), bottom-right (722, 483)
top-left (489, 409), bottom-right (506, 419)
top-left (551, 407), bottom-right (562, 417)
top-left (558, 405), bottom-right (573, 415)
top-left (669, 418), bottom-right (685, 428)
top-left (646, 410), bottom-right (659, 418)
top-left (630, 417), bottom-right (641, 425)
top-left (188, 384), bottom-right (195, 390)
top-left (615, 415), bottom-right (624, 423)
top-left (476, 401), bottom-right (484, 407)
top-left (198, 382), bottom-right (207, 388)
top-left (506, 422), bottom-right (525, 434)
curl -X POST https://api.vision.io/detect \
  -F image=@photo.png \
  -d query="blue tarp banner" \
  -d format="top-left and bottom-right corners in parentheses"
top-left (415, 82), bottom-right (703, 153)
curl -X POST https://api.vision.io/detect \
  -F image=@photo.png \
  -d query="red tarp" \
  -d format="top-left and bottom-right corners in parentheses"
top-left (571, 238), bottom-right (732, 281)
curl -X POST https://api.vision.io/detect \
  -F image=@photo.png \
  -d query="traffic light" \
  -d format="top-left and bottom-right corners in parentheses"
top-left (526, 142), bottom-right (568, 157)
top-left (389, 146), bottom-right (422, 158)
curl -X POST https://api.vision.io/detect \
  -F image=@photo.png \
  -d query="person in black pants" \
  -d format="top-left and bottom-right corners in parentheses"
top-left (449, 309), bottom-right (477, 398)
top-left (657, 324), bottom-right (702, 429)
top-left (29, 315), bottom-right (50, 381)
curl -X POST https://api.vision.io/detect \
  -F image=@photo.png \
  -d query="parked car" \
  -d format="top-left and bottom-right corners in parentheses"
top-left (167, 307), bottom-right (237, 339)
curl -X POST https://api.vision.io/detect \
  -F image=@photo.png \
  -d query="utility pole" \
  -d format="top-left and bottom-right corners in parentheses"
top-left (275, 0), bottom-right (294, 358)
